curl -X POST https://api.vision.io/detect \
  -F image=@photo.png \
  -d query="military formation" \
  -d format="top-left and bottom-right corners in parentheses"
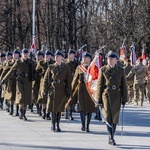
top-left (0, 48), bottom-right (149, 146)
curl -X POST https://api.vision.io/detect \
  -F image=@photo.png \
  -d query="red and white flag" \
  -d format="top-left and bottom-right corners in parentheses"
top-left (85, 52), bottom-right (102, 101)
top-left (120, 42), bottom-right (126, 61)
top-left (141, 50), bottom-right (147, 65)
top-left (31, 37), bottom-right (37, 54)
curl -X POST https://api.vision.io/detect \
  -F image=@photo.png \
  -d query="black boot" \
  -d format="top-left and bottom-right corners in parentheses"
top-left (9, 105), bottom-right (13, 115)
top-left (0, 98), bottom-right (3, 109)
top-left (23, 110), bottom-right (27, 121)
top-left (6, 101), bottom-right (10, 112)
top-left (42, 109), bottom-right (46, 119)
top-left (30, 103), bottom-right (34, 112)
top-left (86, 113), bottom-right (92, 132)
top-left (107, 124), bottom-right (116, 145)
top-left (56, 112), bottom-right (61, 132)
top-left (69, 110), bottom-right (74, 120)
top-left (38, 106), bottom-right (42, 116)
top-left (65, 108), bottom-right (69, 119)
top-left (15, 105), bottom-right (19, 116)
top-left (46, 112), bottom-right (51, 120)
top-left (36, 103), bottom-right (39, 114)
top-left (95, 107), bottom-right (102, 120)
top-left (19, 108), bottom-right (24, 119)
top-left (51, 112), bottom-right (56, 131)
top-left (80, 112), bottom-right (85, 131)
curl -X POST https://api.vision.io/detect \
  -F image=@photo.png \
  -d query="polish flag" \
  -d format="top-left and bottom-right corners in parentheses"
top-left (120, 42), bottom-right (126, 60)
top-left (141, 50), bottom-right (147, 65)
top-left (85, 52), bottom-right (102, 100)
top-left (31, 37), bottom-right (37, 54)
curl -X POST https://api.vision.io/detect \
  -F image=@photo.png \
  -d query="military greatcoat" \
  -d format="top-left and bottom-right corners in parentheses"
top-left (71, 63), bottom-right (95, 113)
top-left (2, 58), bottom-right (34, 105)
top-left (0, 59), bottom-right (16, 101)
top-left (96, 65), bottom-right (128, 123)
top-left (43, 62), bottom-right (71, 112)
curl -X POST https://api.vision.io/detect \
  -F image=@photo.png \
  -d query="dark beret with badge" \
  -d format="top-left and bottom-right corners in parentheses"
top-left (55, 50), bottom-right (65, 58)
top-left (107, 51), bottom-right (119, 60)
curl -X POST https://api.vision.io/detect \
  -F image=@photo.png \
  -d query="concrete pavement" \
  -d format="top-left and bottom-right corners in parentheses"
top-left (0, 101), bottom-right (150, 150)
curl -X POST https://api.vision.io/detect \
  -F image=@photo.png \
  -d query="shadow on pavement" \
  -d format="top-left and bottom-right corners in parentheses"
top-left (0, 142), bottom-right (102, 150)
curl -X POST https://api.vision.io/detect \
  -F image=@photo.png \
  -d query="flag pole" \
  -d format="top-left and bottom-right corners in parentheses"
top-left (32, 0), bottom-right (36, 41)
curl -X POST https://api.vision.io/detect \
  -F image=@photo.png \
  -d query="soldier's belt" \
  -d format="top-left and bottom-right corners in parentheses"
top-left (104, 85), bottom-right (120, 90)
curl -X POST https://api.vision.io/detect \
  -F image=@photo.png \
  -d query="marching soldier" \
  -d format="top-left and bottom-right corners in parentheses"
top-left (0, 52), bottom-right (13, 112)
top-left (72, 52), bottom-right (95, 132)
top-left (1, 49), bottom-right (35, 120)
top-left (124, 59), bottom-right (134, 103)
top-left (37, 50), bottom-right (55, 120)
top-left (64, 49), bottom-right (78, 120)
top-left (31, 51), bottom-right (44, 113)
top-left (0, 53), bottom-right (6, 109)
top-left (127, 57), bottom-right (148, 106)
top-left (96, 51), bottom-right (128, 145)
top-left (0, 52), bottom-right (16, 115)
top-left (43, 50), bottom-right (71, 132)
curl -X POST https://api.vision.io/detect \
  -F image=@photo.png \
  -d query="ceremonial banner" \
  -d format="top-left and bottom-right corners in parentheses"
top-left (85, 53), bottom-right (102, 101)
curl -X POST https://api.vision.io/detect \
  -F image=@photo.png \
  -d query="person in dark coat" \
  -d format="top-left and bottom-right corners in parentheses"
top-left (64, 49), bottom-right (78, 120)
top-left (37, 50), bottom-right (54, 119)
top-left (96, 51), bottom-right (128, 145)
top-left (1, 49), bottom-right (35, 121)
top-left (43, 50), bottom-right (71, 132)
top-left (72, 52), bottom-right (95, 132)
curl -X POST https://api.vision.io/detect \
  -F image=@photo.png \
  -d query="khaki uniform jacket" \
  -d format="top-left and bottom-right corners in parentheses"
top-left (37, 59), bottom-right (54, 104)
top-left (96, 65), bottom-right (128, 123)
top-left (0, 61), bottom-right (6, 98)
top-left (2, 58), bottom-right (34, 105)
top-left (0, 59), bottom-right (16, 101)
top-left (72, 63), bottom-right (95, 113)
top-left (43, 62), bottom-right (71, 112)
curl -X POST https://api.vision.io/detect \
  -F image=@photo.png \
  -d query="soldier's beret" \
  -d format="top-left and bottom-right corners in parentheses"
top-left (68, 49), bottom-right (76, 54)
top-left (45, 50), bottom-right (54, 56)
top-left (13, 49), bottom-right (20, 55)
top-left (107, 51), bottom-right (119, 59)
top-left (82, 52), bottom-right (92, 59)
top-left (37, 51), bottom-right (44, 57)
top-left (6, 51), bottom-right (12, 56)
top-left (0, 53), bottom-right (6, 57)
top-left (22, 48), bottom-right (28, 54)
top-left (55, 50), bottom-right (65, 58)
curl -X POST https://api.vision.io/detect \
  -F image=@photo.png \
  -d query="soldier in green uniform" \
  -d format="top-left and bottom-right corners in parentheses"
top-left (37, 50), bottom-right (55, 120)
top-left (12, 50), bottom-right (21, 116)
top-left (1, 49), bottom-right (35, 120)
top-left (0, 52), bottom-right (13, 113)
top-left (0, 53), bottom-right (6, 109)
top-left (72, 52), bottom-right (95, 132)
top-left (96, 51), bottom-right (128, 145)
top-left (31, 51), bottom-right (44, 113)
top-left (124, 59), bottom-right (134, 103)
top-left (43, 50), bottom-right (71, 132)
top-left (64, 49), bottom-right (78, 120)
top-left (127, 57), bottom-right (148, 106)
top-left (0, 52), bottom-right (16, 115)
